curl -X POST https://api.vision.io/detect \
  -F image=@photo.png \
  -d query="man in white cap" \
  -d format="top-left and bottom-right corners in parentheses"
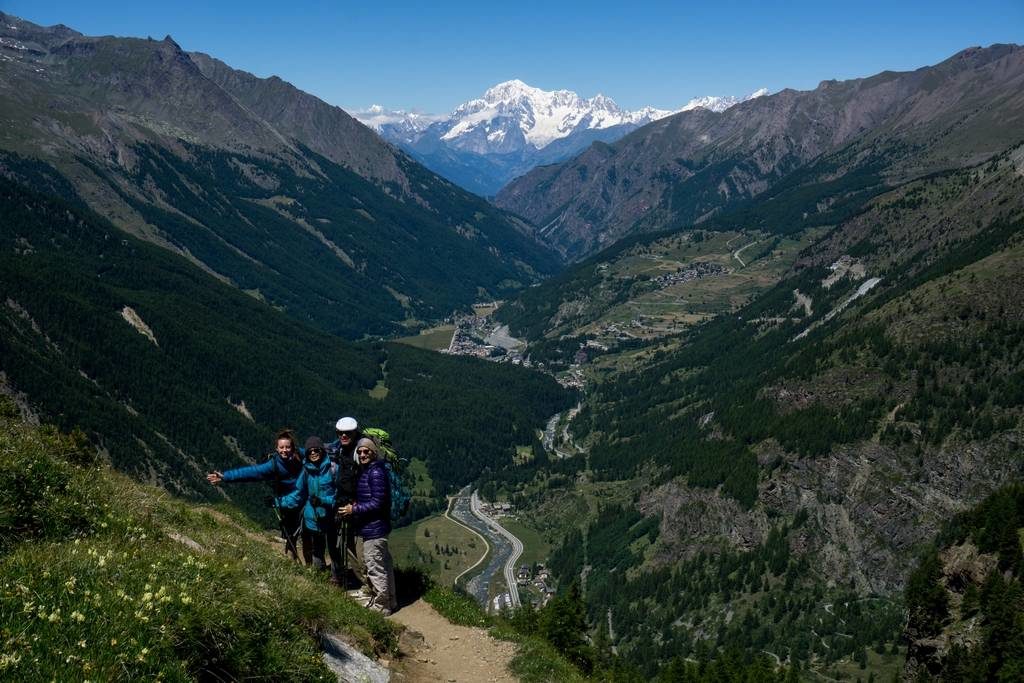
top-left (327, 416), bottom-right (363, 587)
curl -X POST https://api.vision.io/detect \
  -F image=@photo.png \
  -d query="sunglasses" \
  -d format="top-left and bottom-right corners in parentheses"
top-left (308, 448), bottom-right (324, 455)
top-left (356, 448), bottom-right (374, 455)
top-left (338, 431), bottom-right (357, 437)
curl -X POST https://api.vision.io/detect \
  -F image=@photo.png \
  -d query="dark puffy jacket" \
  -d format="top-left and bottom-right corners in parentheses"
top-left (280, 457), bottom-right (338, 533)
top-left (352, 460), bottom-right (390, 540)
top-left (326, 438), bottom-right (360, 504)
top-left (220, 454), bottom-right (303, 509)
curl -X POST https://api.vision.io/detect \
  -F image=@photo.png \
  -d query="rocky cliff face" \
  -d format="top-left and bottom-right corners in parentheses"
top-left (642, 433), bottom-right (1021, 597)
top-left (900, 483), bottom-right (1024, 680)
top-left (902, 542), bottom-right (998, 678)
top-left (496, 44), bottom-right (1024, 260)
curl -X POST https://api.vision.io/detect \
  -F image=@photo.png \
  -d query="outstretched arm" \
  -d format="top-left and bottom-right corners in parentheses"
top-left (219, 458), bottom-right (275, 484)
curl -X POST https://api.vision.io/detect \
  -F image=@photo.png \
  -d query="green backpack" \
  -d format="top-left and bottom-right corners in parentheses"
top-left (363, 427), bottom-right (411, 522)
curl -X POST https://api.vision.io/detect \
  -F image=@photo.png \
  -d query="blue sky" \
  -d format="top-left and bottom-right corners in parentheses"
top-left (7, 1), bottom-right (1022, 113)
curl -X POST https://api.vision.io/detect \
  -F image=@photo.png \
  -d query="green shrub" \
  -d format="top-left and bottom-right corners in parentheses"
top-left (0, 410), bottom-right (108, 551)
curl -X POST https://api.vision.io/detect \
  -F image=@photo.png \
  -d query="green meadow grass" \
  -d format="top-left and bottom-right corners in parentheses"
top-left (391, 513), bottom-right (484, 587)
top-left (0, 403), bottom-right (397, 681)
top-left (394, 325), bottom-right (456, 351)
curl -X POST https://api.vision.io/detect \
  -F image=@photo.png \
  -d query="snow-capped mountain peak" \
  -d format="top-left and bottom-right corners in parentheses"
top-left (678, 88), bottom-right (769, 113)
top-left (438, 80), bottom-right (674, 150)
top-left (352, 105), bottom-right (442, 136)
top-left (351, 82), bottom-right (770, 196)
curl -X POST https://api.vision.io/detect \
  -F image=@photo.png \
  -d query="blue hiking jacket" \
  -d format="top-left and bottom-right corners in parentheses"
top-left (221, 454), bottom-right (303, 509)
top-left (280, 457), bottom-right (339, 533)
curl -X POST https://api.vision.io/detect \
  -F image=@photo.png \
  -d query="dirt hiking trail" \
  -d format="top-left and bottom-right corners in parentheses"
top-left (388, 598), bottom-right (518, 682)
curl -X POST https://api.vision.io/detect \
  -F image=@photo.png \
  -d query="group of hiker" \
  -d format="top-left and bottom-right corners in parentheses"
top-left (206, 417), bottom-right (397, 615)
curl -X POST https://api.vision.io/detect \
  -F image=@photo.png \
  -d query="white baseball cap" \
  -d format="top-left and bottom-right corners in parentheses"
top-left (335, 417), bottom-right (358, 432)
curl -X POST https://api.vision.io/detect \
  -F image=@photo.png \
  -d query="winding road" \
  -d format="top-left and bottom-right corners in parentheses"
top-left (471, 491), bottom-right (523, 608)
top-left (733, 239), bottom-right (760, 268)
top-left (445, 490), bottom-right (491, 588)
top-left (447, 487), bottom-right (525, 610)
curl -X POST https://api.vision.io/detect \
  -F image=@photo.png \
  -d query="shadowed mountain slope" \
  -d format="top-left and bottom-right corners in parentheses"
top-left (0, 13), bottom-right (560, 337)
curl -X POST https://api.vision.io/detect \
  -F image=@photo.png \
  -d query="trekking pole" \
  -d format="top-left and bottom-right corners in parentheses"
top-left (274, 503), bottom-right (300, 560)
top-left (336, 516), bottom-right (348, 578)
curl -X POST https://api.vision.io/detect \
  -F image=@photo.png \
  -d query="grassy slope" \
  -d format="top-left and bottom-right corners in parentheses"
top-left (0, 403), bottom-right (396, 681)
top-left (495, 227), bottom-right (821, 350)
top-left (394, 325), bottom-right (456, 351)
top-left (390, 515), bottom-right (484, 587)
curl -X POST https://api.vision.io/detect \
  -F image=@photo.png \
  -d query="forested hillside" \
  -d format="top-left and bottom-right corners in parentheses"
top-left (494, 146), bottom-right (1024, 677)
top-left (0, 172), bottom-right (572, 522)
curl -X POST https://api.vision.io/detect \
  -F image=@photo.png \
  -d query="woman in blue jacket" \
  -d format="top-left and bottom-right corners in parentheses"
top-left (281, 436), bottom-right (345, 584)
top-left (339, 437), bottom-right (396, 614)
top-left (207, 430), bottom-right (310, 563)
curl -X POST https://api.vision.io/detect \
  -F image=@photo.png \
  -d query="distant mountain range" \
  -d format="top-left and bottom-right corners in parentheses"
top-left (0, 12), bottom-right (561, 339)
top-left (495, 45), bottom-right (1024, 260)
top-left (353, 81), bottom-right (767, 196)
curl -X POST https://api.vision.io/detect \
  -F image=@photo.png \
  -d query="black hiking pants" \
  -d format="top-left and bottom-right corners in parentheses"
top-left (280, 507), bottom-right (313, 565)
top-left (309, 520), bottom-right (343, 578)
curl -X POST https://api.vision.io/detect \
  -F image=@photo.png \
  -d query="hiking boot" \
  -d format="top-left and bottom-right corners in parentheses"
top-left (369, 604), bottom-right (392, 617)
top-left (329, 574), bottom-right (342, 587)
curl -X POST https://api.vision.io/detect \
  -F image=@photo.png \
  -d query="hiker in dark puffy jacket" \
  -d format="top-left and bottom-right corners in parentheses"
top-left (339, 437), bottom-right (396, 614)
top-left (326, 416), bottom-right (362, 586)
top-left (280, 436), bottom-right (345, 584)
top-left (206, 430), bottom-right (311, 563)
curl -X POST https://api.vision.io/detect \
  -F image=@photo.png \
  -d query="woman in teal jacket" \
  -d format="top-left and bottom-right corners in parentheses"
top-left (281, 436), bottom-right (344, 584)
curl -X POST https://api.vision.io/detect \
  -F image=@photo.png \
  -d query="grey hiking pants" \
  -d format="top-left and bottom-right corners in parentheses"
top-left (362, 537), bottom-right (397, 610)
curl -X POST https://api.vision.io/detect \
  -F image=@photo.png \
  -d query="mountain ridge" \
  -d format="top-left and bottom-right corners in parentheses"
top-left (495, 43), bottom-right (1024, 260)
